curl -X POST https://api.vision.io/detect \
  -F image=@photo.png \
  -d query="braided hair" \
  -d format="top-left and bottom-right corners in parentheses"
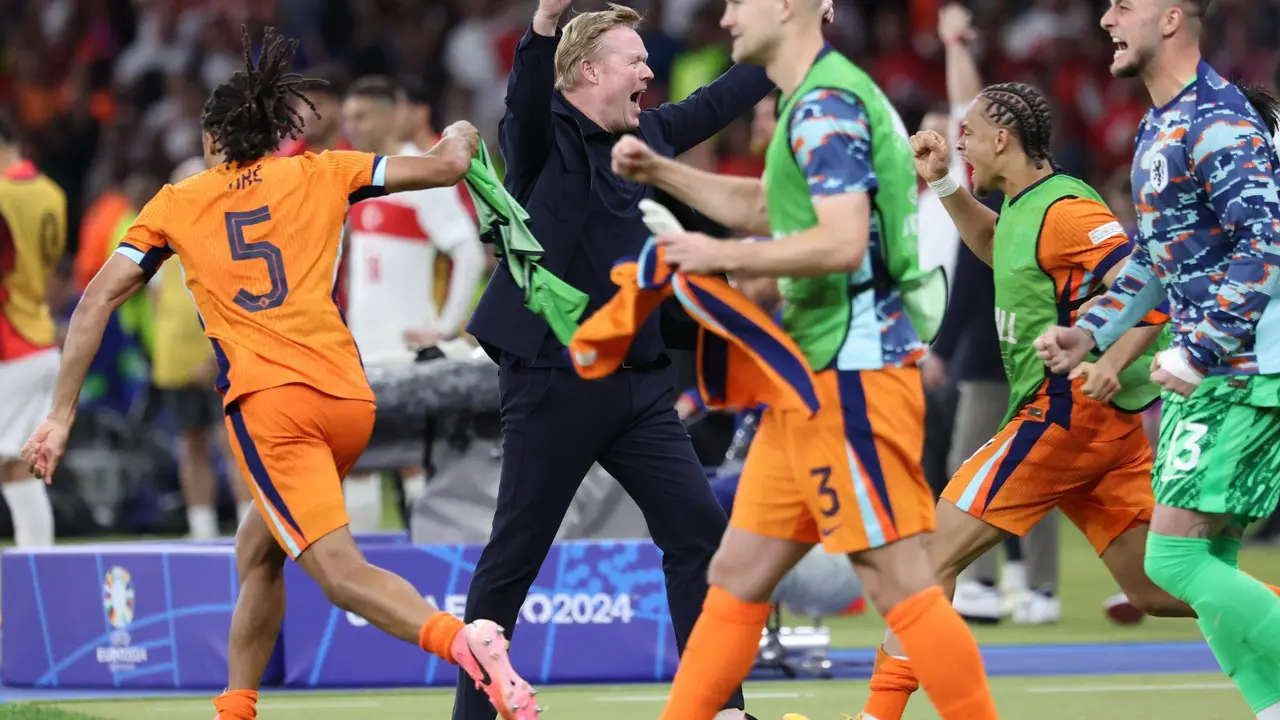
top-left (201, 26), bottom-right (325, 167)
top-left (978, 82), bottom-right (1057, 171)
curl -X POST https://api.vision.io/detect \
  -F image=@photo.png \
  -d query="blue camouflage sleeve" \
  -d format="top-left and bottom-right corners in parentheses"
top-left (789, 89), bottom-right (876, 198)
top-left (1076, 237), bottom-right (1166, 351)
top-left (1183, 106), bottom-right (1280, 372)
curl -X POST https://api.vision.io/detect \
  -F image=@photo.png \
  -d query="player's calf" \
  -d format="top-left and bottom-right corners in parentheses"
top-left (659, 529), bottom-right (809, 720)
top-left (1101, 523), bottom-right (1194, 618)
top-left (854, 534), bottom-right (997, 720)
top-left (216, 512), bottom-right (288, 720)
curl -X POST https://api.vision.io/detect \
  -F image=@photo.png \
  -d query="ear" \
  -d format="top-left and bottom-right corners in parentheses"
top-left (992, 127), bottom-right (1009, 155)
top-left (1160, 5), bottom-right (1184, 38)
top-left (580, 58), bottom-right (600, 87)
top-left (778, 0), bottom-right (798, 23)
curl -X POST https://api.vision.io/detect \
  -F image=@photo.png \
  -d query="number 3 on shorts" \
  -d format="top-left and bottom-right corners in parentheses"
top-left (812, 466), bottom-right (840, 517)
top-left (1167, 420), bottom-right (1209, 473)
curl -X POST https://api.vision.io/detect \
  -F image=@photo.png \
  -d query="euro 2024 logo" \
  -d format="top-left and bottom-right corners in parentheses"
top-left (97, 566), bottom-right (148, 670)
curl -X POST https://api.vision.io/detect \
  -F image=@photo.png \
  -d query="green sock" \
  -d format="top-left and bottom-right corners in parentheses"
top-left (1201, 535), bottom-right (1280, 712)
top-left (1147, 532), bottom-right (1280, 712)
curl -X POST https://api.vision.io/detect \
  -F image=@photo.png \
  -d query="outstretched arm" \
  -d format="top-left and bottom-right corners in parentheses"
top-left (655, 88), bottom-right (873, 278)
top-left (615, 139), bottom-right (769, 235)
top-left (50, 253), bottom-right (146, 424)
top-left (382, 123), bottom-right (480, 193)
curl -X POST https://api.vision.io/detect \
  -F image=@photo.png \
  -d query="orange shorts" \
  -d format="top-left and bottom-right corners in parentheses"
top-left (941, 383), bottom-right (1153, 555)
top-left (223, 383), bottom-right (375, 558)
top-left (730, 367), bottom-right (935, 554)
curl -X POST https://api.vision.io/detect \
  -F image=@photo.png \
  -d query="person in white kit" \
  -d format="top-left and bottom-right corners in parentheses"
top-left (340, 75), bottom-right (485, 531)
top-left (0, 112), bottom-right (64, 548)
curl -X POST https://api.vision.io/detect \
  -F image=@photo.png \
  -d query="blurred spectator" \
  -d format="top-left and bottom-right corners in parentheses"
top-left (150, 157), bottom-right (253, 540)
top-left (3, 0), bottom-right (1279, 543)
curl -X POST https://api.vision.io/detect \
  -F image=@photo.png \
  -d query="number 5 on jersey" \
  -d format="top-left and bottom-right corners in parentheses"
top-left (225, 206), bottom-right (289, 312)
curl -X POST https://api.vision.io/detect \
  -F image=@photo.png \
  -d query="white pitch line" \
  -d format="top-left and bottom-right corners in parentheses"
top-left (148, 699), bottom-right (384, 712)
top-left (1025, 682), bottom-right (1236, 694)
top-left (596, 691), bottom-right (813, 703)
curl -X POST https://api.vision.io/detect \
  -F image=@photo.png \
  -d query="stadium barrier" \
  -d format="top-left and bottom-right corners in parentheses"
top-left (1, 536), bottom-right (680, 689)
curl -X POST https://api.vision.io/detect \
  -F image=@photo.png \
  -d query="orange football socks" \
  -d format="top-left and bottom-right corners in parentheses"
top-left (212, 689), bottom-right (258, 719)
top-left (882, 586), bottom-right (997, 719)
top-left (862, 646), bottom-right (920, 720)
top-left (658, 585), bottom-right (771, 720)
top-left (419, 611), bottom-right (466, 664)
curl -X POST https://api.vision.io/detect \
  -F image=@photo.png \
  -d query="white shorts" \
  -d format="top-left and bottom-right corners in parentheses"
top-left (0, 348), bottom-right (60, 461)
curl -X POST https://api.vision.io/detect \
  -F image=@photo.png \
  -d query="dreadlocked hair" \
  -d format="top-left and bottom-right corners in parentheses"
top-left (979, 82), bottom-right (1057, 171)
top-left (201, 26), bottom-right (326, 167)
top-left (1236, 80), bottom-right (1280, 138)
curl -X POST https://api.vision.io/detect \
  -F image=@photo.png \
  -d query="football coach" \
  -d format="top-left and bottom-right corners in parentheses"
top-left (455, 1), bottom-right (801, 718)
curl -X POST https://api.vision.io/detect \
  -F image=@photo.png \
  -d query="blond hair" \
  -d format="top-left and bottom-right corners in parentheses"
top-left (553, 4), bottom-right (643, 92)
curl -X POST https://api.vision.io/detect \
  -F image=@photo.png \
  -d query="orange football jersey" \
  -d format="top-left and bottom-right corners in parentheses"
top-left (117, 151), bottom-right (386, 405)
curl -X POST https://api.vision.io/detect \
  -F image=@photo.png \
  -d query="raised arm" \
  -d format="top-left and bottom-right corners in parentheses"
top-left (1179, 108), bottom-right (1280, 375)
top-left (911, 130), bottom-right (998, 265)
top-left (613, 135), bottom-right (768, 234)
top-left (651, 64), bottom-right (775, 157)
top-left (498, 9), bottom-right (563, 188)
top-left (939, 4), bottom-right (982, 109)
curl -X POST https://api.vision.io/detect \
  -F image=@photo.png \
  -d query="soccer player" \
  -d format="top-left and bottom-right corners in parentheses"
top-left (611, 0), bottom-right (997, 716)
top-left (859, 80), bottom-right (1206, 720)
top-left (1034, 0), bottom-right (1280, 715)
top-left (340, 75), bottom-right (485, 527)
top-left (19, 28), bottom-right (537, 720)
top-left (0, 111), bottom-right (64, 549)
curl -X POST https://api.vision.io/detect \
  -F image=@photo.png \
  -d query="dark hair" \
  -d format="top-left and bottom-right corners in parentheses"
top-left (1236, 80), bottom-right (1280, 137)
top-left (398, 77), bottom-right (433, 108)
top-left (0, 111), bottom-right (15, 145)
top-left (979, 82), bottom-right (1057, 171)
top-left (201, 26), bottom-right (326, 167)
top-left (346, 75), bottom-right (400, 105)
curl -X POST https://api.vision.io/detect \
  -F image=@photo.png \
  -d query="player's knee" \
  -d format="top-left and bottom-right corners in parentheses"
top-left (1142, 535), bottom-right (1206, 600)
top-left (707, 547), bottom-right (774, 603)
top-left (234, 513), bottom-right (285, 579)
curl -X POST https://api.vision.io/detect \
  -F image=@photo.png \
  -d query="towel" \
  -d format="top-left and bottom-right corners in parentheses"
top-left (462, 140), bottom-right (589, 346)
top-left (570, 236), bottom-right (822, 416)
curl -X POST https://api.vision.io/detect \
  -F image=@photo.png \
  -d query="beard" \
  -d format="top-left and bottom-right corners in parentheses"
top-left (1112, 45), bottom-right (1153, 79)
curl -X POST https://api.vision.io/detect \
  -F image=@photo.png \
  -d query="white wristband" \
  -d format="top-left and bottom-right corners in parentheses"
top-left (928, 175), bottom-right (961, 198)
top-left (1156, 348), bottom-right (1204, 387)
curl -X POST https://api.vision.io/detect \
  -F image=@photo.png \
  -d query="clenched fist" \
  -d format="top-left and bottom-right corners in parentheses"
top-left (909, 130), bottom-right (951, 183)
top-left (442, 121), bottom-right (481, 156)
top-left (612, 135), bottom-right (662, 184)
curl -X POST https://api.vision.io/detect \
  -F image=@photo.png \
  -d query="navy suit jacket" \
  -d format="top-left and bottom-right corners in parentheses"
top-left (466, 26), bottom-right (774, 363)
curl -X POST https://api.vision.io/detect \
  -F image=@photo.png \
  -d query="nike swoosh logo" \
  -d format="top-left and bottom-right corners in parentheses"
top-left (821, 525), bottom-right (842, 537)
top-left (469, 648), bottom-right (492, 686)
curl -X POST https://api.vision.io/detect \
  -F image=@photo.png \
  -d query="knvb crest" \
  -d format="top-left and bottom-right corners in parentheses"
top-left (1150, 153), bottom-right (1170, 194)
